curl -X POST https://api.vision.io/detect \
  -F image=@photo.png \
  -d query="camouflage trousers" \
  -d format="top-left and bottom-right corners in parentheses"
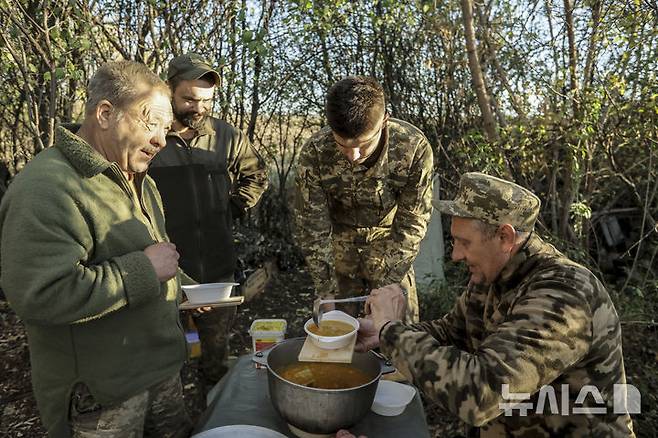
top-left (333, 245), bottom-right (419, 323)
top-left (190, 274), bottom-right (236, 384)
top-left (69, 373), bottom-right (192, 438)
top-left (192, 306), bottom-right (236, 384)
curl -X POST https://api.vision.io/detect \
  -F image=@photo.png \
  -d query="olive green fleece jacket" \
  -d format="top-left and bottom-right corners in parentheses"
top-left (0, 126), bottom-right (187, 437)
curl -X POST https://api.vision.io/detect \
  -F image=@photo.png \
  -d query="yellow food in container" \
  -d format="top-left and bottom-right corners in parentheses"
top-left (249, 319), bottom-right (287, 367)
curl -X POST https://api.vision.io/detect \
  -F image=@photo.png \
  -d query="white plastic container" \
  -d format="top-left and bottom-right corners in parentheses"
top-left (181, 282), bottom-right (239, 304)
top-left (303, 310), bottom-right (359, 350)
top-left (371, 380), bottom-right (417, 416)
top-left (249, 319), bottom-right (287, 360)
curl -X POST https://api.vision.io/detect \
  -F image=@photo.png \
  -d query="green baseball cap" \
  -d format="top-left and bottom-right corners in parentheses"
top-left (167, 53), bottom-right (220, 85)
top-left (433, 172), bottom-right (541, 231)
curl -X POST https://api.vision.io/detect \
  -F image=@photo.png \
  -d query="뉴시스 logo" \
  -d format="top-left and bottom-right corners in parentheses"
top-left (498, 383), bottom-right (641, 416)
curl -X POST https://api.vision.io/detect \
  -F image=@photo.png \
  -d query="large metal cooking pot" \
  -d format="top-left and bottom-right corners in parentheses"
top-left (253, 338), bottom-right (395, 435)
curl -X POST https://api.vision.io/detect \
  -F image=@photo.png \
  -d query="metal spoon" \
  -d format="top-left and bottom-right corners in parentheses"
top-left (312, 296), bottom-right (369, 326)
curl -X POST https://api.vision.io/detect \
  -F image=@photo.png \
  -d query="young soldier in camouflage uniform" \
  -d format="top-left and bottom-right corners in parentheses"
top-left (358, 172), bottom-right (635, 437)
top-left (294, 76), bottom-right (434, 322)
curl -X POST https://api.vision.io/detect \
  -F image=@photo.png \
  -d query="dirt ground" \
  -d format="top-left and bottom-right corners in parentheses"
top-left (1, 266), bottom-right (657, 437)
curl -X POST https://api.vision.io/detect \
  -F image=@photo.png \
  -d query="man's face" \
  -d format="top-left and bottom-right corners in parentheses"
top-left (332, 113), bottom-right (388, 164)
top-left (108, 90), bottom-right (173, 174)
top-left (171, 79), bottom-right (215, 129)
top-left (450, 217), bottom-right (511, 285)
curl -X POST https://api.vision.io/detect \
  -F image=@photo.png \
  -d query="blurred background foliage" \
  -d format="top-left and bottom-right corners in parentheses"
top-left (0, 0), bottom-right (656, 317)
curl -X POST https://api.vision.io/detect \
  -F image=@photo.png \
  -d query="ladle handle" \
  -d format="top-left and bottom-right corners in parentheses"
top-left (321, 295), bottom-right (369, 305)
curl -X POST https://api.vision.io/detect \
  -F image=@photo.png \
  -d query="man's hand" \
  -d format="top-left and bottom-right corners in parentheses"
top-left (144, 242), bottom-right (179, 282)
top-left (356, 284), bottom-right (407, 352)
top-left (194, 306), bottom-right (213, 314)
top-left (355, 317), bottom-right (380, 352)
top-left (365, 283), bottom-right (407, 332)
top-left (336, 429), bottom-right (366, 438)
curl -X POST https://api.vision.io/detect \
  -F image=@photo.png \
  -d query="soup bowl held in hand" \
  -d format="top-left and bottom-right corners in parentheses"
top-left (181, 282), bottom-right (239, 304)
top-left (304, 310), bottom-right (359, 350)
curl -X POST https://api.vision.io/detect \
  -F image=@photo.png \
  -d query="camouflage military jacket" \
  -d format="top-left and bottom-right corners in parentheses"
top-left (293, 119), bottom-right (434, 298)
top-left (380, 235), bottom-right (635, 437)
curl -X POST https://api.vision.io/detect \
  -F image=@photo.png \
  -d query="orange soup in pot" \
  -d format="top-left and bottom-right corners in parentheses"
top-left (278, 362), bottom-right (371, 389)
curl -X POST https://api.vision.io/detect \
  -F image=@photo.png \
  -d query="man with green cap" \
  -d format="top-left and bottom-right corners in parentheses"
top-left (356, 172), bottom-right (635, 437)
top-left (149, 53), bottom-right (268, 388)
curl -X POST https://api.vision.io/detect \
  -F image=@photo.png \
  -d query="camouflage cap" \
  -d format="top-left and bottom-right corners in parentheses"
top-left (433, 172), bottom-right (541, 231)
top-left (167, 53), bottom-right (220, 85)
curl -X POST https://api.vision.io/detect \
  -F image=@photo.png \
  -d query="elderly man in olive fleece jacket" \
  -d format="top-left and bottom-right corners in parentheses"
top-left (0, 61), bottom-right (191, 437)
top-left (359, 173), bottom-right (635, 437)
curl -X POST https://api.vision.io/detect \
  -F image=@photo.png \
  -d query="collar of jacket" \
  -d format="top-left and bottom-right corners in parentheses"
top-left (56, 124), bottom-right (113, 178)
top-left (362, 123), bottom-right (390, 173)
top-left (494, 233), bottom-right (562, 291)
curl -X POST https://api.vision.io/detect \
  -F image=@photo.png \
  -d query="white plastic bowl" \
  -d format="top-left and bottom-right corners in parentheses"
top-left (303, 310), bottom-right (359, 350)
top-left (371, 380), bottom-right (417, 416)
top-left (181, 282), bottom-right (239, 304)
top-left (192, 425), bottom-right (287, 437)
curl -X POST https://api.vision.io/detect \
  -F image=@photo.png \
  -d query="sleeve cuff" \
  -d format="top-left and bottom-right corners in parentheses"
top-left (379, 320), bottom-right (406, 356)
top-left (114, 251), bottom-right (161, 307)
top-left (378, 320), bottom-right (393, 339)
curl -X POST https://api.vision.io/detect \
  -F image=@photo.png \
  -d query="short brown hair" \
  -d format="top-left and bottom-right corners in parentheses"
top-left (325, 76), bottom-right (385, 138)
top-left (85, 61), bottom-right (170, 115)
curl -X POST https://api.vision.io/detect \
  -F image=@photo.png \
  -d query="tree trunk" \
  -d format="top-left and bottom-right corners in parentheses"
top-left (460, 0), bottom-right (498, 141)
top-left (247, 0), bottom-right (275, 142)
top-left (237, 0), bottom-right (248, 130)
top-left (563, 0), bottom-right (580, 117)
top-left (543, 0), bottom-right (561, 111)
top-left (375, 1), bottom-right (401, 116)
top-left (559, 0), bottom-right (580, 240)
top-left (582, 0), bottom-right (602, 91)
top-left (474, 4), bottom-right (526, 121)
top-left (221, 0), bottom-right (239, 119)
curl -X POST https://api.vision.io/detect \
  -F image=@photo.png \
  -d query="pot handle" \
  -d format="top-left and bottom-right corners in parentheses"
top-left (252, 349), bottom-right (270, 367)
top-left (251, 337), bottom-right (305, 367)
top-left (370, 350), bottom-right (396, 375)
top-left (380, 359), bottom-right (396, 375)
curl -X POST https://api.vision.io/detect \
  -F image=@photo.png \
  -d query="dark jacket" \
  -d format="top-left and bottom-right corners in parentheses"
top-left (0, 126), bottom-right (187, 437)
top-left (149, 117), bottom-right (268, 282)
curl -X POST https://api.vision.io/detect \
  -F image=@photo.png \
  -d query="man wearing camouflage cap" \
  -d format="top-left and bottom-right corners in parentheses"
top-left (293, 76), bottom-right (434, 322)
top-left (149, 53), bottom-right (268, 388)
top-left (358, 172), bottom-right (635, 437)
